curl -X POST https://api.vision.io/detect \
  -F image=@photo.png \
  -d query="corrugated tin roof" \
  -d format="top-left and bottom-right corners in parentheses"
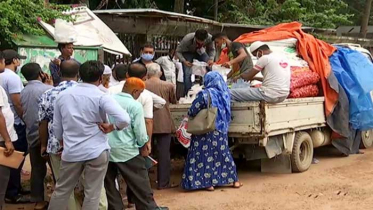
top-left (93, 9), bottom-right (332, 32)
top-left (94, 8), bottom-right (219, 24)
top-left (94, 9), bottom-right (273, 29)
top-left (337, 26), bottom-right (373, 35)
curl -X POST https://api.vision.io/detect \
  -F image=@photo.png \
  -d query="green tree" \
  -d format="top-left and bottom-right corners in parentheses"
top-left (216, 0), bottom-right (353, 28)
top-left (0, 0), bottom-right (68, 45)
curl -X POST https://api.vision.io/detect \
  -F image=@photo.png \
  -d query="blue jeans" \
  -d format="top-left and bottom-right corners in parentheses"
top-left (6, 124), bottom-right (28, 198)
top-left (182, 52), bottom-right (211, 96)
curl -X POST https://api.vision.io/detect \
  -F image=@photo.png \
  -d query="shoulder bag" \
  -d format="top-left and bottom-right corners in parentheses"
top-left (187, 92), bottom-right (217, 135)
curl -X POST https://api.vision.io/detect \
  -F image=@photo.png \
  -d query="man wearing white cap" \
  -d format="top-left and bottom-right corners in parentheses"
top-left (98, 65), bottom-right (112, 93)
top-left (231, 41), bottom-right (291, 103)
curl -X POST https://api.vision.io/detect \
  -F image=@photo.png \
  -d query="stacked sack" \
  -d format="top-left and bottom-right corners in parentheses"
top-left (289, 66), bottom-right (320, 98)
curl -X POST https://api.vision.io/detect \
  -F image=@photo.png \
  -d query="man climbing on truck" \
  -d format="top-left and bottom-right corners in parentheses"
top-left (212, 33), bottom-right (253, 78)
top-left (231, 41), bottom-right (291, 103)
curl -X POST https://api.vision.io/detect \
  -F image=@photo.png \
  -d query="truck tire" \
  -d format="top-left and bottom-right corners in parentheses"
top-left (361, 129), bottom-right (373, 149)
top-left (291, 132), bottom-right (314, 173)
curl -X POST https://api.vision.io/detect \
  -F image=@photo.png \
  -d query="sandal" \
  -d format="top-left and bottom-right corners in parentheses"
top-left (157, 183), bottom-right (179, 190)
top-left (34, 201), bottom-right (49, 210)
top-left (233, 182), bottom-right (243, 188)
top-left (206, 186), bottom-right (215, 191)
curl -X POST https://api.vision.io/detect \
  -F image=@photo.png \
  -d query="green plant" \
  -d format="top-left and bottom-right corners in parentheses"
top-left (0, 0), bottom-right (69, 46)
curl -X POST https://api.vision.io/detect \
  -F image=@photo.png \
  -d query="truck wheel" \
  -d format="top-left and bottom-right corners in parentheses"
top-left (361, 129), bottom-right (373, 149)
top-left (291, 132), bottom-right (314, 173)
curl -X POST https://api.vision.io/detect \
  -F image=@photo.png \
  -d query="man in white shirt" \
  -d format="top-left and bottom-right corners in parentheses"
top-left (0, 50), bottom-right (29, 203)
top-left (231, 41), bottom-right (291, 103)
top-left (0, 51), bottom-right (16, 210)
top-left (109, 63), bottom-right (166, 146)
top-left (156, 49), bottom-right (177, 85)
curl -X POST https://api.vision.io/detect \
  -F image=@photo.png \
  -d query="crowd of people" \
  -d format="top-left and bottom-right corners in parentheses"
top-left (0, 28), bottom-right (291, 210)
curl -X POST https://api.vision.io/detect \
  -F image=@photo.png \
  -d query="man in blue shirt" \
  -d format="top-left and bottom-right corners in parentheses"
top-left (20, 63), bottom-right (53, 209)
top-left (39, 60), bottom-right (108, 210)
top-left (49, 43), bottom-right (79, 86)
top-left (48, 61), bottom-right (131, 210)
top-left (104, 77), bottom-right (168, 210)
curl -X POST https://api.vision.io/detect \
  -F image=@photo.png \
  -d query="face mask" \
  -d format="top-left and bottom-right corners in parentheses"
top-left (141, 53), bottom-right (154, 61)
top-left (196, 47), bottom-right (206, 55)
top-left (256, 51), bottom-right (262, 58)
top-left (221, 43), bottom-right (227, 49)
top-left (16, 66), bottom-right (21, 74)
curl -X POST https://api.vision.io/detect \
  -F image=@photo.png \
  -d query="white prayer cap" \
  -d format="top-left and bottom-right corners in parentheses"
top-left (103, 65), bottom-right (112, 75)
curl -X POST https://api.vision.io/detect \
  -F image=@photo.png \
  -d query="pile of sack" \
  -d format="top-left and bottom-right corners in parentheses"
top-left (289, 66), bottom-right (320, 98)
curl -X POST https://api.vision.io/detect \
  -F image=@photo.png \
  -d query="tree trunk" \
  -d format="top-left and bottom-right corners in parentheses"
top-left (214, 0), bottom-right (218, 21)
top-left (174, 0), bottom-right (184, 13)
top-left (360, 0), bottom-right (373, 38)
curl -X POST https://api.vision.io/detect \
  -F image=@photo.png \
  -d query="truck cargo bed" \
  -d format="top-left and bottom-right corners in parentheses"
top-left (170, 97), bottom-right (326, 138)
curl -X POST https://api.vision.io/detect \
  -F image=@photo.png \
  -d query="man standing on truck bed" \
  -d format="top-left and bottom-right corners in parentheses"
top-left (231, 41), bottom-right (291, 103)
top-left (176, 29), bottom-right (216, 96)
top-left (212, 33), bottom-right (253, 78)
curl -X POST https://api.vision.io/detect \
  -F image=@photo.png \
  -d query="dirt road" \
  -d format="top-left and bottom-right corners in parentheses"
top-left (5, 146), bottom-right (373, 210)
top-left (154, 147), bottom-right (373, 210)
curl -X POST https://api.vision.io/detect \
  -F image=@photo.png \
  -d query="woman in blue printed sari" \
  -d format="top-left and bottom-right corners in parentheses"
top-left (181, 71), bottom-right (242, 191)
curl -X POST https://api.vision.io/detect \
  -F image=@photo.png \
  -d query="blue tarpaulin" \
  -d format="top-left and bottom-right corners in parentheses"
top-left (330, 47), bottom-right (373, 130)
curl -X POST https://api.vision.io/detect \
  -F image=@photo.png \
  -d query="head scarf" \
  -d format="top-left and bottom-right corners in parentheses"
top-left (202, 71), bottom-right (231, 133)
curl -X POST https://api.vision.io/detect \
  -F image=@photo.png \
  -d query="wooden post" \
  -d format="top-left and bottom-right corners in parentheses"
top-left (360, 0), bottom-right (373, 38)
top-left (174, 0), bottom-right (184, 14)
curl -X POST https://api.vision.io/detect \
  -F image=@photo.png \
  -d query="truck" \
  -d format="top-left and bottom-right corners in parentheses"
top-left (170, 43), bottom-right (373, 173)
top-left (170, 97), bottom-right (329, 173)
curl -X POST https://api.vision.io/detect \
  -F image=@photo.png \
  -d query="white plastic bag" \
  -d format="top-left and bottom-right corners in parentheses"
top-left (191, 59), bottom-right (208, 76)
top-left (212, 65), bottom-right (231, 82)
top-left (176, 117), bottom-right (191, 148)
top-left (231, 79), bottom-right (251, 89)
top-left (54, 19), bottom-right (77, 43)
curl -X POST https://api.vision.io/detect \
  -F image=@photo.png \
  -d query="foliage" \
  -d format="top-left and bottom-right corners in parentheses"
top-left (216, 0), bottom-right (353, 28)
top-left (0, 0), bottom-right (69, 46)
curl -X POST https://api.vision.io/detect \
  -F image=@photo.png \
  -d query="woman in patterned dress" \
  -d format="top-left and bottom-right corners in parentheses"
top-left (181, 71), bottom-right (242, 191)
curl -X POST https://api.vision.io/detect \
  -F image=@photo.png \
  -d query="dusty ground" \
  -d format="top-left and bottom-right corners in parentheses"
top-left (5, 146), bottom-right (373, 210)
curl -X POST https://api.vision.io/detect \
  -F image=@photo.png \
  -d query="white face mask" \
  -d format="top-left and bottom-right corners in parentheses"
top-left (197, 47), bottom-right (206, 55)
top-left (221, 43), bottom-right (227, 49)
top-left (256, 51), bottom-right (262, 58)
top-left (16, 66), bottom-right (21, 74)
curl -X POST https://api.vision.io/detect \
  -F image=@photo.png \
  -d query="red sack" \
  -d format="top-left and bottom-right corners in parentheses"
top-left (290, 71), bottom-right (320, 91)
top-left (289, 85), bottom-right (319, 98)
top-left (175, 117), bottom-right (191, 148)
top-left (290, 66), bottom-right (310, 76)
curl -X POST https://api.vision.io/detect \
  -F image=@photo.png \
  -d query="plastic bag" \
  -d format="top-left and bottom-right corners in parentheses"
top-left (289, 85), bottom-right (319, 98)
top-left (191, 59), bottom-right (208, 76)
top-left (330, 47), bottom-right (373, 130)
top-left (231, 79), bottom-right (251, 89)
top-left (54, 19), bottom-right (77, 43)
top-left (290, 71), bottom-right (320, 91)
top-left (212, 65), bottom-right (231, 82)
top-left (176, 117), bottom-right (191, 148)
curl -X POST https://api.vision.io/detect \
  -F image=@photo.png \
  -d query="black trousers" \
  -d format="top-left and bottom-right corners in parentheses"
top-left (153, 134), bottom-right (171, 188)
top-left (0, 142), bottom-right (11, 210)
top-left (6, 124), bottom-right (28, 198)
top-left (104, 155), bottom-right (158, 210)
top-left (29, 144), bottom-right (47, 202)
top-left (127, 133), bottom-right (172, 203)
